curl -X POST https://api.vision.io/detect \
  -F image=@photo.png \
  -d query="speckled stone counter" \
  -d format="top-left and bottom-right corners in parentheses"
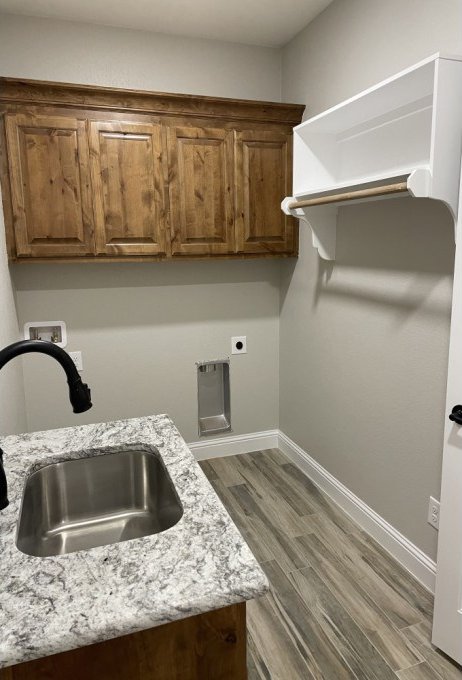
top-left (0, 415), bottom-right (268, 668)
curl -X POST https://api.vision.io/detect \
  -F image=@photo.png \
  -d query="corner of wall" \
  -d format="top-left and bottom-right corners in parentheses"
top-left (0, 189), bottom-right (27, 435)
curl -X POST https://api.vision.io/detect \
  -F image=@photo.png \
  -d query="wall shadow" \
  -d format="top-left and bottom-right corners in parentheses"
top-left (280, 196), bottom-right (455, 322)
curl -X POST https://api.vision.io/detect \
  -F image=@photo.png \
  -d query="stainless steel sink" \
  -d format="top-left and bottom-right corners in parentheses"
top-left (16, 449), bottom-right (183, 557)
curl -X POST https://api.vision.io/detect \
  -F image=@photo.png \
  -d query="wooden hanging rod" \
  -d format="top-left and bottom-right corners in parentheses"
top-left (288, 181), bottom-right (409, 210)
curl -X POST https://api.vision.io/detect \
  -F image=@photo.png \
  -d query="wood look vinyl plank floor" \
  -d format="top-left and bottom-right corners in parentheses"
top-left (199, 450), bottom-right (462, 680)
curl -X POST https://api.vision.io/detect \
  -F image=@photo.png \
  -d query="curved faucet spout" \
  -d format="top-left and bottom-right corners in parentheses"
top-left (0, 340), bottom-right (93, 510)
top-left (0, 340), bottom-right (92, 413)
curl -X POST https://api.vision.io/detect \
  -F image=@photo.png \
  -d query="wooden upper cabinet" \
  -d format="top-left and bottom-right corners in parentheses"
top-left (5, 113), bottom-right (94, 257)
top-left (89, 121), bottom-right (167, 256)
top-left (167, 126), bottom-right (234, 256)
top-left (235, 130), bottom-right (296, 255)
top-left (0, 78), bottom-right (304, 261)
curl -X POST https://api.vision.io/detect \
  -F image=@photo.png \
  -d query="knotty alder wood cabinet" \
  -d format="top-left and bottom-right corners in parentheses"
top-left (167, 125), bottom-right (235, 256)
top-left (0, 603), bottom-right (247, 680)
top-left (235, 130), bottom-right (295, 255)
top-left (0, 78), bottom-right (304, 262)
top-left (4, 113), bottom-right (95, 258)
top-left (89, 120), bottom-right (168, 256)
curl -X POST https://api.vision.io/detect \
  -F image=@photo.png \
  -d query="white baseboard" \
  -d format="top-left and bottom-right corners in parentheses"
top-left (188, 429), bottom-right (279, 461)
top-left (278, 431), bottom-right (437, 594)
top-left (188, 427), bottom-right (436, 592)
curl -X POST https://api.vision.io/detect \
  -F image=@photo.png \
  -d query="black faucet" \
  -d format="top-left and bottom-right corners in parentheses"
top-left (0, 340), bottom-right (93, 511)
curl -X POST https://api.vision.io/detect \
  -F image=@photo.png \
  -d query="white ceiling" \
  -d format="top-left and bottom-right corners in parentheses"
top-left (0, 0), bottom-right (334, 47)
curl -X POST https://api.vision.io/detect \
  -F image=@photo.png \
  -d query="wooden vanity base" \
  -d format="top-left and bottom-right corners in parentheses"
top-left (0, 602), bottom-right (247, 680)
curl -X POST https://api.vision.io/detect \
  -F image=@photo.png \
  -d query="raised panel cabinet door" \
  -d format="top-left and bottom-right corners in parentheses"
top-left (235, 130), bottom-right (297, 255)
top-left (5, 113), bottom-right (95, 258)
top-left (167, 126), bottom-right (234, 255)
top-left (89, 121), bottom-right (167, 256)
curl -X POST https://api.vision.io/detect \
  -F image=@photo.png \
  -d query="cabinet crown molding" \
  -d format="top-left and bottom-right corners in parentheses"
top-left (0, 77), bottom-right (305, 125)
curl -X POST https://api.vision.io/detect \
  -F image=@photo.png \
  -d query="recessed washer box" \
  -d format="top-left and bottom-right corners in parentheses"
top-left (24, 321), bottom-right (67, 348)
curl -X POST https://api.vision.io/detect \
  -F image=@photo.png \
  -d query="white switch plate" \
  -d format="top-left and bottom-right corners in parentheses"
top-left (231, 336), bottom-right (247, 354)
top-left (69, 351), bottom-right (83, 372)
top-left (427, 496), bottom-right (440, 530)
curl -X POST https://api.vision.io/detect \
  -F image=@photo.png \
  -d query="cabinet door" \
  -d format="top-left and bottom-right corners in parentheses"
top-left (5, 113), bottom-right (94, 258)
top-left (167, 126), bottom-right (234, 256)
top-left (235, 130), bottom-right (296, 255)
top-left (89, 121), bottom-right (167, 256)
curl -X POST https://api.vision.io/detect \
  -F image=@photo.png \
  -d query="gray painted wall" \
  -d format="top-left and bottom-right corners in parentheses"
top-left (13, 262), bottom-right (280, 440)
top-left (280, 0), bottom-right (462, 560)
top-left (0, 13), bottom-right (282, 441)
top-left (0, 13), bottom-right (281, 101)
top-left (0, 190), bottom-right (26, 435)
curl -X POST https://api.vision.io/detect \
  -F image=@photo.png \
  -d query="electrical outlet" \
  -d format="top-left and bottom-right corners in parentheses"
top-left (427, 496), bottom-right (440, 530)
top-left (231, 336), bottom-right (247, 354)
top-left (68, 351), bottom-right (83, 372)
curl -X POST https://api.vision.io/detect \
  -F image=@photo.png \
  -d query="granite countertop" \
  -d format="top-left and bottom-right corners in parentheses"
top-left (0, 415), bottom-right (268, 668)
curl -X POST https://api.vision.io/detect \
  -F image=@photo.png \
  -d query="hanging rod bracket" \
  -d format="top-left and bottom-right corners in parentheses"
top-left (282, 197), bottom-right (337, 260)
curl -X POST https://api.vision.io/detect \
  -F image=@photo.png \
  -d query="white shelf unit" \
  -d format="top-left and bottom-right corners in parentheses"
top-left (282, 53), bottom-right (462, 259)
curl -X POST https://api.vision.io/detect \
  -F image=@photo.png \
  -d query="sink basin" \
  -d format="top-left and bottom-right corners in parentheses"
top-left (16, 449), bottom-right (183, 557)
